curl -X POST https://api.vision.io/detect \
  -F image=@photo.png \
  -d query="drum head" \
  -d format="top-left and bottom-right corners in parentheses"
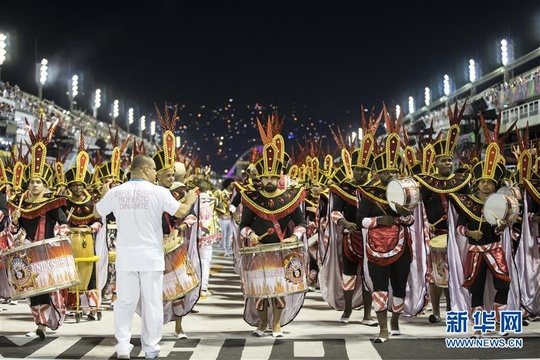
top-left (430, 234), bottom-right (447, 249)
top-left (386, 180), bottom-right (404, 212)
top-left (484, 193), bottom-right (507, 226)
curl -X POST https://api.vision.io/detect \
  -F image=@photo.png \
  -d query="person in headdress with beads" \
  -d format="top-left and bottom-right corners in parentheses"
top-left (321, 110), bottom-right (381, 327)
top-left (412, 102), bottom-right (472, 324)
top-left (63, 131), bottom-right (103, 320)
top-left (239, 123), bottom-right (307, 338)
top-left (1, 142), bottom-right (28, 201)
top-left (518, 130), bottom-right (540, 320)
top-left (152, 102), bottom-right (201, 339)
top-left (8, 116), bottom-right (70, 339)
top-left (448, 112), bottom-right (518, 337)
top-left (302, 154), bottom-right (331, 291)
top-left (356, 106), bottom-right (415, 343)
top-left (0, 145), bottom-right (27, 305)
top-left (0, 158), bottom-right (11, 304)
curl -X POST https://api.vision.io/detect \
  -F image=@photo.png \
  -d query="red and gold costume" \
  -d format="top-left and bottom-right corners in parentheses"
top-left (6, 117), bottom-right (70, 335)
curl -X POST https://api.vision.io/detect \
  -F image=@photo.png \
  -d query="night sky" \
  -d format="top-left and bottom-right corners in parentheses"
top-left (1, 0), bottom-right (539, 175)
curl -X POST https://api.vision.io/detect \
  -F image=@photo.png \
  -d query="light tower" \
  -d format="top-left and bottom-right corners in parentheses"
top-left (468, 59), bottom-right (477, 82)
top-left (424, 87), bottom-right (431, 107)
top-left (93, 89), bottom-right (101, 118)
top-left (37, 58), bottom-right (48, 101)
top-left (443, 75), bottom-right (451, 96)
top-left (69, 75), bottom-right (79, 111)
top-left (0, 33), bottom-right (7, 81)
top-left (150, 120), bottom-right (156, 142)
top-left (112, 99), bottom-right (119, 126)
top-left (128, 108), bottom-right (134, 134)
top-left (139, 115), bottom-right (146, 138)
top-left (408, 96), bottom-right (415, 114)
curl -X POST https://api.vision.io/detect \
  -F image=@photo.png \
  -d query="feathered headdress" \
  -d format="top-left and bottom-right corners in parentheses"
top-left (432, 101), bottom-right (467, 159)
top-left (6, 141), bottom-right (29, 191)
top-left (511, 123), bottom-right (532, 184)
top-left (402, 126), bottom-right (435, 175)
top-left (97, 126), bottom-right (131, 182)
top-left (372, 103), bottom-right (402, 173)
top-left (256, 111), bottom-right (284, 145)
top-left (26, 115), bottom-right (59, 185)
top-left (153, 102), bottom-right (179, 173)
top-left (64, 131), bottom-right (92, 185)
top-left (470, 111), bottom-right (515, 185)
top-left (471, 142), bottom-right (506, 185)
top-left (254, 112), bottom-right (289, 178)
top-left (54, 144), bottom-right (73, 187)
top-left (255, 134), bottom-right (288, 177)
top-left (351, 107), bottom-right (382, 170)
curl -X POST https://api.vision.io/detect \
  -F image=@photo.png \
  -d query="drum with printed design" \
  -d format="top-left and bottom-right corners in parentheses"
top-left (238, 241), bottom-right (308, 298)
top-left (2, 236), bottom-right (80, 299)
top-left (163, 242), bottom-right (199, 301)
top-left (429, 234), bottom-right (448, 288)
top-left (386, 177), bottom-right (421, 212)
top-left (70, 227), bottom-right (95, 290)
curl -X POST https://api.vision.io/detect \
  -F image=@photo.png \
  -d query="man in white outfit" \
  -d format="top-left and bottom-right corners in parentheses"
top-left (94, 155), bottom-right (197, 360)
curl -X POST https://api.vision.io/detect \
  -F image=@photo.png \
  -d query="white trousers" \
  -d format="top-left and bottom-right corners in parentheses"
top-left (199, 243), bottom-right (213, 291)
top-left (219, 218), bottom-right (233, 252)
top-left (114, 271), bottom-right (163, 355)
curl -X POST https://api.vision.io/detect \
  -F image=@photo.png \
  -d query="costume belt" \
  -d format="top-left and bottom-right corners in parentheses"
top-left (468, 241), bottom-right (501, 253)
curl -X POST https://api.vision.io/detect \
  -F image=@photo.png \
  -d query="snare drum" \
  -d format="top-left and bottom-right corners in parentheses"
top-left (429, 234), bottom-right (448, 288)
top-left (386, 177), bottom-right (421, 212)
top-left (163, 243), bottom-right (199, 301)
top-left (238, 241), bottom-right (308, 298)
top-left (70, 227), bottom-right (94, 290)
top-left (497, 186), bottom-right (522, 201)
top-left (2, 237), bottom-right (80, 299)
top-left (483, 193), bottom-right (520, 226)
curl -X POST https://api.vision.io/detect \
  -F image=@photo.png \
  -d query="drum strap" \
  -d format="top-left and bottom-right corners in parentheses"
top-left (33, 216), bottom-right (46, 242)
top-left (272, 220), bottom-right (285, 241)
top-left (164, 213), bottom-right (173, 232)
top-left (440, 194), bottom-right (448, 216)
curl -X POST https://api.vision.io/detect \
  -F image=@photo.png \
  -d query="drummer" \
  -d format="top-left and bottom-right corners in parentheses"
top-left (356, 129), bottom-right (415, 343)
top-left (521, 148), bottom-right (540, 320)
top-left (303, 156), bottom-right (331, 291)
top-left (152, 103), bottom-right (200, 339)
top-left (326, 112), bottom-right (380, 326)
top-left (93, 128), bottom-right (130, 303)
top-left (8, 116), bottom-right (70, 339)
top-left (63, 133), bottom-right (103, 320)
top-left (413, 103), bottom-right (471, 324)
top-left (450, 141), bottom-right (512, 337)
top-left (239, 133), bottom-right (307, 338)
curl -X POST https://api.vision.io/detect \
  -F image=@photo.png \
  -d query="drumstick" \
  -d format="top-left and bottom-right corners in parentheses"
top-left (66, 207), bottom-right (75, 222)
top-left (432, 215), bottom-right (448, 228)
top-left (17, 190), bottom-right (29, 212)
top-left (258, 228), bottom-right (275, 240)
top-left (491, 212), bottom-right (506, 227)
top-left (477, 215), bottom-right (483, 231)
top-left (392, 201), bottom-right (412, 213)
